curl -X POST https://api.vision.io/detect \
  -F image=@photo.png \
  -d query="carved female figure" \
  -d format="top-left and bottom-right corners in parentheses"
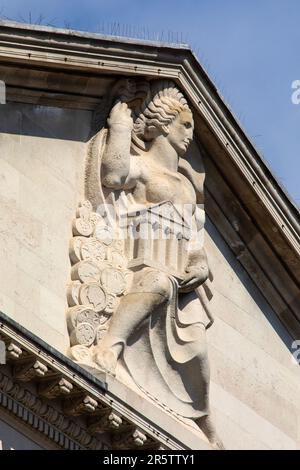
top-left (85, 80), bottom-right (222, 448)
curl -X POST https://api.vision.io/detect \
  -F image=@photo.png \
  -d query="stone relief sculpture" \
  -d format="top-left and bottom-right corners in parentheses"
top-left (66, 78), bottom-right (223, 448)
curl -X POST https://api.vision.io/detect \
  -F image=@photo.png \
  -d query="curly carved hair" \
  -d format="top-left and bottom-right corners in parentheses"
top-left (132, 80), bottom-right (191, 141)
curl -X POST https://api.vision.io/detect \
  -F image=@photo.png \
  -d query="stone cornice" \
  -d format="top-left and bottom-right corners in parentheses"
top-left (0, 369), bottom-right (103, 450)
top-left (0, 311), bottom-right (211, 450)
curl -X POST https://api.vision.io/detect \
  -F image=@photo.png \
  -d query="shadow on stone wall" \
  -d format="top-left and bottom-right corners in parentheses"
top-left (0, 103), bottom-right (92, 141)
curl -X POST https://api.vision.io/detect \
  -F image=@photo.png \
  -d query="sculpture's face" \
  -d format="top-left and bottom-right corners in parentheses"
top-left (166, 110), bottom-right (194, 156)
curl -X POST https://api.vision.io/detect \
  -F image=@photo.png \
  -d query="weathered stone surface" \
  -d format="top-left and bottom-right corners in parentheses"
top-left (0, 21), bottom-right (299, 451)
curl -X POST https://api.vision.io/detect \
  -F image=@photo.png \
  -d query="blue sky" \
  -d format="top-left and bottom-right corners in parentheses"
top-left (1, 0), bottom-right (299, 205)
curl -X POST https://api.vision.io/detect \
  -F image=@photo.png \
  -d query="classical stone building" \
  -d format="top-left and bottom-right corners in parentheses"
top-left (0, 20), bottom-right (299, 450)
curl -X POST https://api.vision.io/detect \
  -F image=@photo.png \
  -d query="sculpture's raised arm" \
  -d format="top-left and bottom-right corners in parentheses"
top-left (101, 101), bottom-right (136, 189)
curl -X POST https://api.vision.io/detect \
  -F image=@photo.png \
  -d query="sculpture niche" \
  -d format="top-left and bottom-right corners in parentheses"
top-left (66, 79), bottom-right (223, 448)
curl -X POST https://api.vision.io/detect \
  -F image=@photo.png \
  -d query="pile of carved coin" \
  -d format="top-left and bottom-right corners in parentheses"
top-left (67, 200), bottom-right (132, 365)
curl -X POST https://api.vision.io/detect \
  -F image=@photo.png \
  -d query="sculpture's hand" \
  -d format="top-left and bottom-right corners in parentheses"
top-left (107, 101), bottom-right (133, 129)
top-left (179, 265), bottom-right (209, 293)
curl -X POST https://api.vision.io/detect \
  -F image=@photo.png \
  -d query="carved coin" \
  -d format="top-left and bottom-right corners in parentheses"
top-left (66, 306), bottom-right (96, 331)
top-left (80, 200), bottom-right (93, 210)
top-left (73, 217), bottom-right (94, 237)
top-left (94, 224), bottom-right (114, 245)
top-left (90, 212), bottom-right (104, 225)
top-left (80, 238), bottom-right (106, 263)
top-left (100, 268), bottom-right (126, 296)
top-left (79, 283), bottom-right (106, 313)
top-left (69, 237), bottom-right (83, 264)
top-left (72, 260), bottom-right (101, 284)
top-left (69, 345), bottom-right (93, 364)
top-left (76, 200), bottom-right (92, 219)
top-left (107, 249), bottom-right (127, 269)
top-left (76, 307), bottom-right (101, 326)
top-left (95, 325), bottom-right (108, 344)
top-left (66, 281), bottom-right (81, 307)
top-left (70, 322), bottom-right (95, 346)
top-left (104, 293), bottom-right (119, 314)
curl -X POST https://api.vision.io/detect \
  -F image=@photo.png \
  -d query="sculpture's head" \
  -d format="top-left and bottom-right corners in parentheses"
top-left (133, 80), bottom-right (194, 156)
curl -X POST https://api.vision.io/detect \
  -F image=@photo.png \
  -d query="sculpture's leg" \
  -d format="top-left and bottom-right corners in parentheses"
top-left (94, 268), bottom-right (172, 374)
top-left (179, 291), bottom-right (225, 450)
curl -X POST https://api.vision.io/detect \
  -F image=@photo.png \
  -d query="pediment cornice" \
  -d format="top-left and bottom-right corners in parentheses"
top-left (0, 310), bottom-right (210, 450)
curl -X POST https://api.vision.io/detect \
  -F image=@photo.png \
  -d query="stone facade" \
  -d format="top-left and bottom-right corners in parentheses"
top-left (0, 104), bottom-right (89, 353)
top-left (206, 221), bottom-right (300, 449)
top-left (0, 20), bottom-right (299, 450)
